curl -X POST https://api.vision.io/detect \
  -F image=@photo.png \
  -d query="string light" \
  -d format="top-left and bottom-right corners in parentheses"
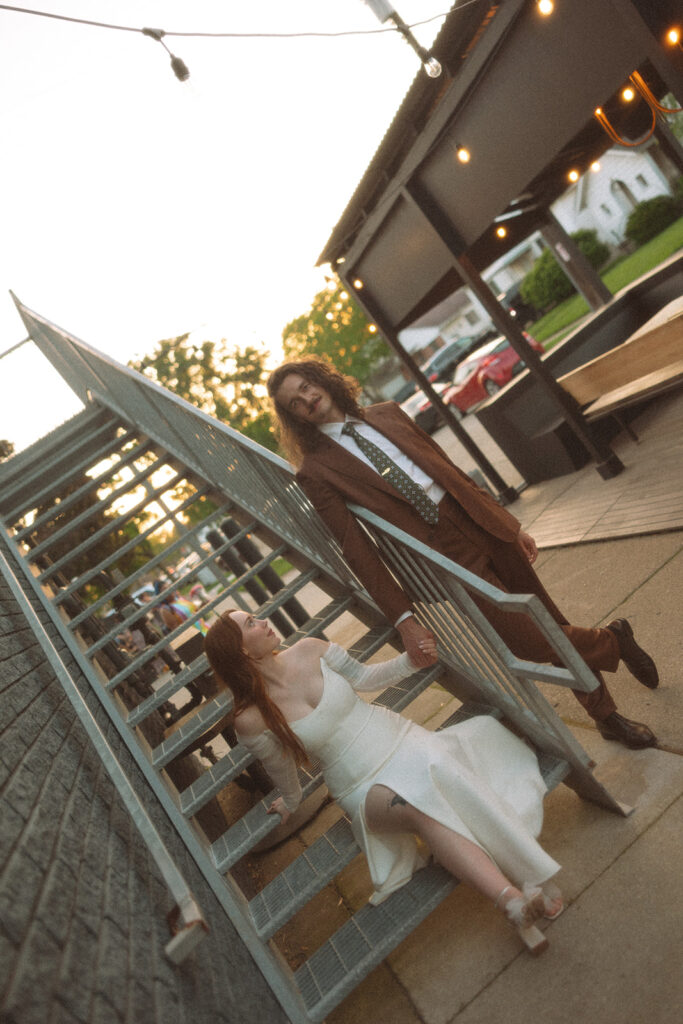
top-left (456, 145), bottom-right (471, 163)
top-left (368, 324), bottom-right (378, 333)
top-left (537, 1), bottom-right (554, 16)
top-left (353, 279), bottom-right (364, 289)
top-left (568, 169), bottom-right (580, 182)
top-left (363, 2), bottom-right (442, 78)
top-left (622, 86), bottom-right (635, 102)
top-left (496, 226), bottom-right (507, 238)
top-left (590, 160), bottom-right (601, 172)
top-left (665, 27), bottom-right (680, 46)
top-left (0, 2), bottom-right (456, 82)
top-left (141, 28), bottom-right (190, 82)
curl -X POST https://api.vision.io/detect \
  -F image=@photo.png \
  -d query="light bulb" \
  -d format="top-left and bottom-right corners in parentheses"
top-left (568, 169), bottom-right (580, 182)
top-left (666, 27), bottom-right (680, 45)
top-left (622, 86), bottom-right (635, 102)
top-left (496, 226), bottom-right (507, 238)
top-left (456, 146), bottom-right (471, 164)
top-left (353, 279), bottom-right (364, 289)
top-left (590, 161), bottom-right (601, 172)
top-left (423, 56), bottom-right (442, 78)
top-left (538, 0), bottom-right (554, 15)
top-left (368, 324), bottom-right (378, 333)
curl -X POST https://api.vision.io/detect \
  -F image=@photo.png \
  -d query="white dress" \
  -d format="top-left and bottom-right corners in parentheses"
top-left (238, 644), bottom-right (560, 904)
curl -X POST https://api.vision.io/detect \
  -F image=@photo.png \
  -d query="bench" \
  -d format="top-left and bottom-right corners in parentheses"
top-left (557, 296), bottom-right (683, 441)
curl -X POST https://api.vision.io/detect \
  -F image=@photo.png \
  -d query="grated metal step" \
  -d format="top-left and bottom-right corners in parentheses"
top-left (250, 817), bottom-right (359, 941)
top-left (210, 765), bottom-right (325, 873)
top-left (294, 862), bottom-right (455, 1022)
top-left (151, 692), bottom-right (232, 769)
top-left (127, 659), bottom-right (216, 727)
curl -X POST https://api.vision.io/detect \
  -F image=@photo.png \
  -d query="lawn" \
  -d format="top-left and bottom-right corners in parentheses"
top-left (530, 215), bottom-right (683, 346)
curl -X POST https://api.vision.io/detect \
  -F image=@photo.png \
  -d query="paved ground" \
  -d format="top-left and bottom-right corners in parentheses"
top-left (276, 392), bottom-right (683, 1024)
top-left (434, 389), bottom-right (683, 547)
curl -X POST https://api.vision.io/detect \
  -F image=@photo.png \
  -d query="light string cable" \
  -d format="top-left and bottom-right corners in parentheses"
top-left (0, 2), bottom-right (474, 81)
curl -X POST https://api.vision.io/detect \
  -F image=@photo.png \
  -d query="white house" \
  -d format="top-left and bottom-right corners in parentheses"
top-left (551, 141), bottom-right (676, 245)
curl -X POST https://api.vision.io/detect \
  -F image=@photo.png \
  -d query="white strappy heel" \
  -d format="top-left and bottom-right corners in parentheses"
top-left (494, 885), bottom-right (549, 956)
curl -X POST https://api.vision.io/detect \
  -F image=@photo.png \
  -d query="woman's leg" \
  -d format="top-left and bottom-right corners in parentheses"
top-left (364, 784), bottom-right (521, 905)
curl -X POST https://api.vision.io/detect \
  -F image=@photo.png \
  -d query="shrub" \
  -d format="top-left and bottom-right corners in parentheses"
top-left (520, 228), bottom-right (609, 312)
top-left (570, 229), bottom-right (610, 269)
top-left (625, 194), bottom-right (681, 246)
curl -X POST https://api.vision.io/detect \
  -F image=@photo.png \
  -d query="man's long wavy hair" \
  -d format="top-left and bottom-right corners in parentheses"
top-left (204, 611), bottom-right (308, 766)
top-left (267, 357), bottom-right (364, 466)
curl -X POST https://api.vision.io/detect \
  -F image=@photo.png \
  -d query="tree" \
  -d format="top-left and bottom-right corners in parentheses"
top-left (129, 334), bottom-right (276, 451)
top-left (281, 280), bottom-right (390, 384)
top-left (0, 439), bottom-right (14, 462)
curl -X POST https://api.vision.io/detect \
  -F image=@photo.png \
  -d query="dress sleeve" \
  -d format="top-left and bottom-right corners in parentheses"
top-left (236, 730), bottom-right (303, 812)
top-left (323, 642), bottom-right (416, 692)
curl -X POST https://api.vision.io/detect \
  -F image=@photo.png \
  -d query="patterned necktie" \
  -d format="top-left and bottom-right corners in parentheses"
top-left (341, 421), bottom-right (439, 525)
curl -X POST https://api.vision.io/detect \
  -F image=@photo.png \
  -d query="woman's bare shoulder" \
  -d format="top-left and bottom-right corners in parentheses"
top-left (234, 703), bottom-right (267, 737)
top-left (285, 637), bottom-right (329, 665)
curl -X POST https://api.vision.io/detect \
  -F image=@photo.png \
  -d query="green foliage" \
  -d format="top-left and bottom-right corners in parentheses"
top-left (528, 215), bottom-right (683, 343)
top-left (129, 334), bottom-right (277, 451)
top-left (570, 229), bottom-right (610, 269)
top-left (281, 281), bottom-right (390, 384)
top-left (520, 248), bottom-right (575, 311)
top-left (625, 194), bottom-right (682, 246)
top-left (521, 229), bottom-right (610, 312)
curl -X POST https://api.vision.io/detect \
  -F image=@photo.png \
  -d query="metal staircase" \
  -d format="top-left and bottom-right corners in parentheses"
top-left (0, 298), bottom-right (629, 1023)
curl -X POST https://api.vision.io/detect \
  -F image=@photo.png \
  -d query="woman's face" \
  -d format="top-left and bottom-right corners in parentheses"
top-left (229, 611), bottom-right (279, 660)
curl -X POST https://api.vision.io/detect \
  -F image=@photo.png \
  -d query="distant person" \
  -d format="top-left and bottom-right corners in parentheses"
top-left (267, 357), bottom-right (659, 750)
top-left (153, 581), bottom-right (210, 635)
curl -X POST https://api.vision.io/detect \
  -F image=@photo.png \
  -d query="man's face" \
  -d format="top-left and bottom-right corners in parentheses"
top-left (275, 372), bottom-right (344, 426)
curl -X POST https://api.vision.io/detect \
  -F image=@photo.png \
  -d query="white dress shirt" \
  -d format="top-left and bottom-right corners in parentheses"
top-left (319, 416), bottom-right (446, 506)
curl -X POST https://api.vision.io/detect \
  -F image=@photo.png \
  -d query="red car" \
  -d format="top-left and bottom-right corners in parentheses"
top-left (443, 334), bottom-right (544, 413)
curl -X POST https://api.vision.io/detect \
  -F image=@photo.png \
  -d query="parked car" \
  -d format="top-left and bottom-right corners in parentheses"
top-left (443, 334), bottom-right (544, 413)
top-left (496, 282), bottom-right (537, 326)
top-left (419, 334), bottom-right (486, 383)
top-left (392, 378), bottom-right (419, 404)
top-left (399, 381), bottom-right (450, 434)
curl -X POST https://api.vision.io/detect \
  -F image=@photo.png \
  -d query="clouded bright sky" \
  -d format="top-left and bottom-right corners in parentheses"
top-left (0, 0), bottom-right (444, 452)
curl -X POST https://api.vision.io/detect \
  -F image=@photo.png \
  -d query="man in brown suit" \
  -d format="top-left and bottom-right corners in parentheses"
top-left (268, 358), bottom-right (659, 749)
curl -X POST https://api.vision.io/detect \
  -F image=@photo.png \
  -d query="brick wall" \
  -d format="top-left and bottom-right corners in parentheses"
top-left (0, 551), bottom-right (289, 1024)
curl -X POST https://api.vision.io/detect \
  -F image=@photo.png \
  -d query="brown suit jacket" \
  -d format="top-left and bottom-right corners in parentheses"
top-left (297, 402), bottom-right (525, 623)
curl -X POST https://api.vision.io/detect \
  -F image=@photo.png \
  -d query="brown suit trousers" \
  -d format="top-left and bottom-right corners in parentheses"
top-left (411, 495), bottom-right (619, 720)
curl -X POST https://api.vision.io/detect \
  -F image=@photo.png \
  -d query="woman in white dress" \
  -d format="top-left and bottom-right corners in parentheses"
top-left (204, 610), bottom-right (564, 953)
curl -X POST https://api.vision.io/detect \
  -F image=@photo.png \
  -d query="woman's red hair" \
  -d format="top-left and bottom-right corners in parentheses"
top-left (204, 611), bottom-right (308, 766)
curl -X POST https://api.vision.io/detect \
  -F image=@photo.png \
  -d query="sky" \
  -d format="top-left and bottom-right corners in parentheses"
top-left (0, 0), bottom-right (447, 453)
